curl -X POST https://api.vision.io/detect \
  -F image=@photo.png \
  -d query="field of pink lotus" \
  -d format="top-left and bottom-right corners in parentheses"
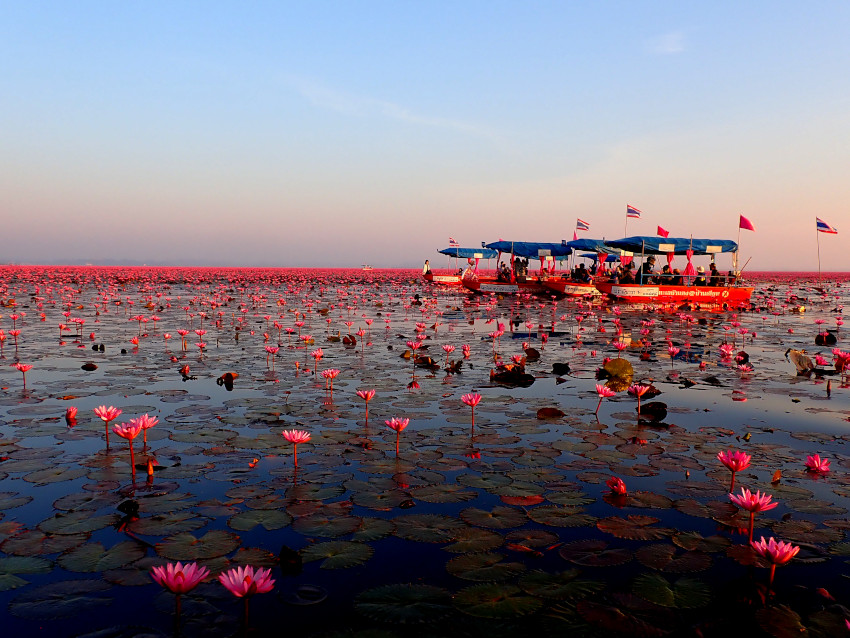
top-left (0, 265), bottom-right (847, 637)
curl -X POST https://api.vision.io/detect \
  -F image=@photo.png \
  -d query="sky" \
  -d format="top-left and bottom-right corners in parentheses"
top-left (1, 2), bottom-right (848, 270)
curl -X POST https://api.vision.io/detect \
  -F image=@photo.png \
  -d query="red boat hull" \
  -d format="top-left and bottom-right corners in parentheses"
top-left (461, 275), bottom-right (550, 295)
top-left (423, 272), bottom-right (462, 285)
top-left (543, 280), bottom-right (602, 297)
top-left (594, 282), bottom-right (754, 306)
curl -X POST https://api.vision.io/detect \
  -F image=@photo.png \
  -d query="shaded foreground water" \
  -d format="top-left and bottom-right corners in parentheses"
top-left (0, 266), bottom-right (848, 637)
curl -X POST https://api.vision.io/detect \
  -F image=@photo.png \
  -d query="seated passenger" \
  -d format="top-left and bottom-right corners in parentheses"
top-left (619, 263), bottom-right (636, 284)
top-left (575, 264), bottom-right (591, 283)
top-left (640, 256), bottom-right (658, 284)
top-left (694, 266), bottom-right (707, 286)
top-left (659, 264), bottom-right (673, 283)
top-left (670, 269), bottom-right (683, 285)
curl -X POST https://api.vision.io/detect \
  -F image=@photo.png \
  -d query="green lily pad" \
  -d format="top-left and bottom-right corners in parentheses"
top-left (355, 584), bottom-right (453, 624)
top-left (228, 509), bottom-right (292, 532)
top-left (410, 484), bottom-right (477, 503)
top-left (300, 540), bottom-right (373, 569)
top-left (38, 512), bottom-right (119, 536)
top-left (0, 492), bottom-right (32, 510)
top-left (559, 539), bottom-right (632, 567)
top-left (443, 527), bottom-right (504, 554)
top-left (1, 530), bottom-right (89, 556)
top-left (9, 579), bottom-right (112, 619)
top-left (529, 506), bottom-right (597, 528)
top-left (23, 466), bottom-right (88, 484)
top-left (58, 541), bottom-right (146, 572)
top-left (518, 569), bottom-right (605, 600)
top-left (597, 515), bottom-right (673, 540)
top-left (292, 515), bottom-right (362, 537)
top-left (393, 514), bottom-right (466, 543)
top-left (460, 506), bottom-right (527, 530)
top-left (127, 512), bottom-right (210, 536)
top-left (352, 517), bottom-right (396, 542)
top-left (156, 530), bottom-right (241, 561)
top-left (635, 544), bottom-right (712, 573)
top-left (446, 552), bottom-right (525, 581)
top-left (0, 556), bottom-right (52, 591)
top-left (633, 572), bottom-right (711, 609)
top-left (453, 583), bottom-right (543, 618)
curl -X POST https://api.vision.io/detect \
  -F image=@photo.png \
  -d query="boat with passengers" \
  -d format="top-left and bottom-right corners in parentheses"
top-left (594, 236), bottom-right (754, 306)
top-left (423, 246), bottom-right (499, 285)
top-left (461, 241), bottom-right (573, 294)
top-left (543, 238), bottom-right (614, 297)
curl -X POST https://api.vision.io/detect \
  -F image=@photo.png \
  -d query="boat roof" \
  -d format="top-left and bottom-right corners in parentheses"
top-left (604, 236), bottom-right (739, 255)
top-left (484, 241), bottom-right (572, 258)
top-left (438, 247), bottom-right (499, 259)
top-left (566, 238), bottom-right (616, 253)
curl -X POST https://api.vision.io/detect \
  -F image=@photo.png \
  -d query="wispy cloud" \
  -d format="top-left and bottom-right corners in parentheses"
top-left (287, 76), bottom-right (498, 140)
top-left (648, 31), bottom-right (686, 55)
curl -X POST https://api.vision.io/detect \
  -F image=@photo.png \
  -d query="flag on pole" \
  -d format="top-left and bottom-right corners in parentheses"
top-left (816, 218), bottom-right (838, 234)
top-left (449, 237), bottom-right (460, 246)
top-left (575, 218), bottom-right (590, 231)
top-left (626, 205), bottom-right (642, 219)
top-left (573, 231), bottom-right (578, 241)
top-left (739, 215), bottom-right (756, 231)
top-left (657, 226), bottom-right (669, 238)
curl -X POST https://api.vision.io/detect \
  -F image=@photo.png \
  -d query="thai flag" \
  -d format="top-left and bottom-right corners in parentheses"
top-left (816, 218), bottom-right (838, 234)
top-left (575, 218), bottom-right (590, 231)
top-left (449, 237), bottom-right (460, 246)
top-left (626, 205), bottom-right (642, 219)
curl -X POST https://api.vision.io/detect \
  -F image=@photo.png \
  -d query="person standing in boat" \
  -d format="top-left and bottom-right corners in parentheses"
top-left (423, 260), bottom-right (431, 275)
top-left (708, 262), bottom-right (722, 286)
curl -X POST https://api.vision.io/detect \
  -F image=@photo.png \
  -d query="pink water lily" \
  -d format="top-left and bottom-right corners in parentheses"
top-left (385, 417), bottom-right (409, 455)
top-left (281, 429), bottom-right (311, 466)
top-left (595, 383), bottom-right (616, 415)
top-left (751, 536), bottom-right (800, 589)
top-left (356, 388), bottom-right (376, 421)
top-left (804, 454), bottom-right (830, 474)
top-left (606, 476), bottom-right (627, 495)
top-left (94, 405), bottom-right (122, 448)
top-left (718, 449), bottom-right (751, 492)
top-left (730, 487), bottom-right (779, 542)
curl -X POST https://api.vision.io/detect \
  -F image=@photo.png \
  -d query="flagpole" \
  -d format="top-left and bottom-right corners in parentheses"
top-left (735, 223), bottom-right (741, 274)
top-left (816, 218), bottom-right (822, 280)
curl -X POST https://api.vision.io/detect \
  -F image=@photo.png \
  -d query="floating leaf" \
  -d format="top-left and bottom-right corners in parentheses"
top-left (529, 506), bottom-right (596, 528)
top-left (597, 515), bottom-right (673, 540)
top-left (292, 515), bottom-right (361, 538)
top-left (559, 539), bottom-right (632, 567)
top-left (632, 572), bottom-right (711, 609)
top-left (453, 583), bottom-right (543, 618)
top-left (156, 530), bottom-right (240, 561)
top-left (228, 509), bottom-right (292, 532)
top-left (518, 569), bottom-right (604, 600)
top-left (9, 579), bottom-right (112, 619)
top-left (0, 556), bottom-right (52, 591)
top-left (755, 605), bottom-right (808, 638)
top-left (443, 527), bottom-right (504, 554)
top-left (460, 506), bottom-right (527, 530)
top-left (58, 541), bottom-right (146, 572)
top-left (300, 540), bottom-right (373, 569)
top-left (577, 600), bottom-right (665, 636)
top-left (446, 552), bottom-right (525, 581)
top-left (127, 511), bottom-right (209, 536)
top-left (393, 514), bottom-right (466, 543)
top-left (38, 512), bottom-right (119, 536)
top-left (355, 583), bottom-right (453, 624)
top-left (635, 544), bottom-right (712, 573)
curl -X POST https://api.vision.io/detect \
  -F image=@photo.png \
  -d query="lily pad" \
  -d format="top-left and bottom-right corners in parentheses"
top-left (355, 583), bottom-right (453, 624)
top-left (393, 514), bottom-right (466, 543)
top-left (228, 509), bottom-right (292, 532)
top-left (632, 572), bottom-right (711, 609)
top-left (58, 541), bottom-right (146, 572)
top-left (597, 515), bottom-right (673, 540)
top-left (453, 583), bottom-right (543, 618)
top-left (460, 506), bottom-right (527, 530)
top-left (9, 579), bottom-right (112, 619)
top-left (300, 540), bottom-right (373, 569)
top-left (518, 569), bottom-right (605, 600)
top-left (156, 530), bottom-right (240, 561)
top-left (446, 552), bottom-right (525, 581)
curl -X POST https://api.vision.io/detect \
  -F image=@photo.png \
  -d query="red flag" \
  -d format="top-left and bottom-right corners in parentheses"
top-left (657, 226), bottom-right (669, 238)
top-left (739, 215), bottom-right (755, 231)
top-left (573, 231), bottom-right (578, 241)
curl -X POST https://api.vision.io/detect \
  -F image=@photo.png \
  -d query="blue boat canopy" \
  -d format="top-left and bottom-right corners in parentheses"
top-left (438, 247), bottom-right (499, 259)
top-left (604, 236), bottom-right (739, 255)
top-left (581, 253), bottom-right (619, 263)
top-left (484, 241), bottom-right (572, 259)
top-left (566, 238), bottom-right (616, 253)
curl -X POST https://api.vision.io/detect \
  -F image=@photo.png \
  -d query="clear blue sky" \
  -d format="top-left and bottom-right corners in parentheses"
top-left (1, 2), bottom-right (848, 269)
